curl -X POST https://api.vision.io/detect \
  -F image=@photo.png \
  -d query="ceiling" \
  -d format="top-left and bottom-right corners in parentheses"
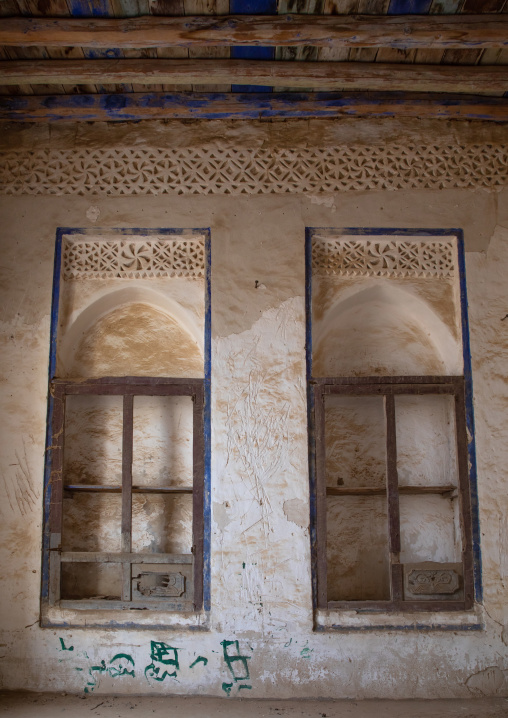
top-left (0, 0), bottom-right (507, 121)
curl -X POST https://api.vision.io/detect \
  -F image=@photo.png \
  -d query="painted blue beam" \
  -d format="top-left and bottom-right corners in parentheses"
top-left (230, 0), bottom-right (276, 93)
top-left (1, 91), bottom-right (507, 122)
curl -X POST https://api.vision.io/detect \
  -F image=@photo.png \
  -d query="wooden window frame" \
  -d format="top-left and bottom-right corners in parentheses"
top-left (48, 376), bottom-right (204, 613)
top-left (312, 375), bottom-right (474, 613)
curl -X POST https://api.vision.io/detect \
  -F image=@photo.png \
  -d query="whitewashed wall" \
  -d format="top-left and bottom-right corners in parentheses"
top-left (0, 118), bottom-right (507, 698)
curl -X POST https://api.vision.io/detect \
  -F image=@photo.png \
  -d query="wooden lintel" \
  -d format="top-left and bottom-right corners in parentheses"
top-left (0, 15), bottom-right (506, 50)
top-left (1, 59), bottom-right (506, 95)
top-left (1, 91), bottom-right (505, 122)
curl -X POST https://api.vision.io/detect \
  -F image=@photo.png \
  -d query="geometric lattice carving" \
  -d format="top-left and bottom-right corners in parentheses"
top-left (0, 144), bottom-right (506, 196)
top-left (62, 235), bottom-right (205, 279)
top-left (312, 237), bottom-right (455, 278)
top-left (406, 569), bottom-right (460, 595)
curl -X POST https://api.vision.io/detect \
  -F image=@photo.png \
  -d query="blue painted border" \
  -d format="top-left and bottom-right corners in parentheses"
top-left (41, 226), bottom-right (212, 623)
top-left (306, 226), bottom-right (482, 629)
top-left (41, 227), bottom-right (64, 602)
top-left (456, 233), bottom-right (482, 603)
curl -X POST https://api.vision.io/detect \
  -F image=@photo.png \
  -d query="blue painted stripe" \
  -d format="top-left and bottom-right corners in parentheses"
top-left (388, 0), bottom-right (433, 12)
top-left (230, 0), bottom-right (275, 93)
top-left (4, 92), bottom-right (506, 123)
top-left (457, 233), bottom-right (482, 603)
top-left (318, 623), bottom-right (484, 632)
top-left (67, 0), bottom-right (111, 17)
top-left (203, 229), bottom-right (212, 613)
top-left (41, 229), bottom-right (64, 600)
top-left (230, 0), bottom-right (277, 12)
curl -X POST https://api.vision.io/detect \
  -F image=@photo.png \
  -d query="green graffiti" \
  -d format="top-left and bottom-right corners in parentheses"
top-left (58, 638), bottom-right (74, 651)
top-left (300, 646), bottom-right (313, 659)
top-left (284, 638), bottom-right (292, 648)
top-left (189, 656), bottom-right (208, 669)
top-left (108, 653), bottom-right (135, 678)
top-left (238, 684), bottom-right (252, 691)
top-left (145, 641), bottom-right (180, 683)
top-left (222, 682), bottom-right (233, 696)
top-left (221, 640), bottom-right (250, 682)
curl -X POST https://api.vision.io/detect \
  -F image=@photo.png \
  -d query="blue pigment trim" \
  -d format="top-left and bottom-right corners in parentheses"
top-left (388, 0), bottom-right (432, 12)
top-left (457, 233), bottom-right (482, 603)
top-left (307, 227), bottom-right (483, 624)
top-left (230, 0), bottom-right (277, 11)
top-left (3, 92), bottom-right (507, 123)
top-left (41, 229), bottom-right (64, 602)
top-left (203, 230), bottom-right (212, 613)
top-left (317, 623), bottom-right (483, 633)
top-left (41, 227), bottom-right (211, 625)
top-left (67, 0), bottom-right (111, 17)
top-left (305, 228), bottom-right (318, 610)
top-left (230, 0), bottom-right (275, 93)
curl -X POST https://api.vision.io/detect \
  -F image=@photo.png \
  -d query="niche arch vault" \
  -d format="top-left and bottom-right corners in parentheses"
top-left (306, 227), bottom-right (481, 631)
top-left (41, 227), bottom-right (211, 629)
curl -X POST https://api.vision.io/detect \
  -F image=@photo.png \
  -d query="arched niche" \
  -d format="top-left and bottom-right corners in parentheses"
top-left (58, 288), bottom-right (203, 378)
top-left (313, 284), bottom-right (461, 377)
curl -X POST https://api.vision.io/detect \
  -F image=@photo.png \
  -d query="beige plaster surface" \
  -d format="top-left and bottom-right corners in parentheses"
top-left (1, 119), bottom-right (508, 699)
top-left (2, 693), bottom-right (508, 717)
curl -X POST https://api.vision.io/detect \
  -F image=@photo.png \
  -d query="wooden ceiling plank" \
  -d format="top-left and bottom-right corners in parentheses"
top-left (1, 90), bottom-right (506, 122)
top-left (2, 58), bottom-right (506, 94)
top-left (1, 15), bottom-right (507, 50)
top-left (184, 1), bottom-right (230, 92)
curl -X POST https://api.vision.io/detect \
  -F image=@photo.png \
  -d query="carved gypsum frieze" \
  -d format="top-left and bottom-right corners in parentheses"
top-left (0, 144), bottom-right (506, 195)
top-left (312, 237), bottom-right (455, 278)
top-left (62, 235), bottom-right (205, 279)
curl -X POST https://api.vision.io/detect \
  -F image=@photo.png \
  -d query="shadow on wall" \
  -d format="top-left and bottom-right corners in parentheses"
top-left (57, 287), bottom-right (203, 379)
top-left (313, 284), bottom-right (462, 377)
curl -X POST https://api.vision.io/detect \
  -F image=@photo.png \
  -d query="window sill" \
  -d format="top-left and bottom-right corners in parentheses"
top-left (41, 604), bottom-right (210, 630)
top-left (314, 604), bottom-right (484, 632)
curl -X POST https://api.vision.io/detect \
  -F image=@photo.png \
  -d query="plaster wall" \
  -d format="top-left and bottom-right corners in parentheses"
top-left (0, 119), bottom-right (508, 699)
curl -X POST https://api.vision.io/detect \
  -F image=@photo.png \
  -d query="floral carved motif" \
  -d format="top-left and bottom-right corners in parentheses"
top-left (0, 144), bottom-right (506, 196)
top-left (63, 235), bottom-right (205, 279)
top-left (312, 238), bottom-right (455, 278)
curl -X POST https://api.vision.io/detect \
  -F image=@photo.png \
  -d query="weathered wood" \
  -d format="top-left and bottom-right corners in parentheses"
top-left (385, 394), bottom-right (401, 557)
top-left (326, 485), bottom-right (457, 496)
top-left (0, 14), bottom-right (507, 50)
top-left (60, 551), bottom-right (193, 563)
top-left (192, 383), bottom-right (204, 612)
top-left (1, 90), bottom-right (507, 122)
top-left (314, 384), bottom-right (328, 610)
top-left (64, 484), bottom-right (194, 493)
top-left (121, 394), bottom-right (133, 601)
top-left (59, 599), bottom-right (195, 610)
top-left (453, 383), bottom-right (475, 611)
top-left (1, 58), bottom-right (506, 94)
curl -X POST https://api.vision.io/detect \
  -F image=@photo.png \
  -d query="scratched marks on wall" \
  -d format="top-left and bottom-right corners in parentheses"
top-left (57, 637), bottom-right (252, 695)
top-left (213, 298), bottom-right (310, 632)
top-left (1, 438), bottom-right (39, 517)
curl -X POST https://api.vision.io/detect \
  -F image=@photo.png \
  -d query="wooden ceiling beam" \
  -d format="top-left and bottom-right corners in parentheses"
top-left (1, 59), bottom-right (506, 94)
top-left (0, 15), bottom-right (507, 50)
top-left (1, 91), bottom-right (506, 123)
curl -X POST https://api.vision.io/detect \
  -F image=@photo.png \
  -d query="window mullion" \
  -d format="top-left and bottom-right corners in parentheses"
top-left (453, 383), bottom-right (475, 609)
top-left (385, 393), bottom-right (403, 605)
top-left (121, 394), bottom-right (134, 602)
top-left (49, 383), bottom-right (65, 605)
top-left (192, 384), bottom-right (204, 611)
top-left (314, 383), bottom-right (328, 609)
